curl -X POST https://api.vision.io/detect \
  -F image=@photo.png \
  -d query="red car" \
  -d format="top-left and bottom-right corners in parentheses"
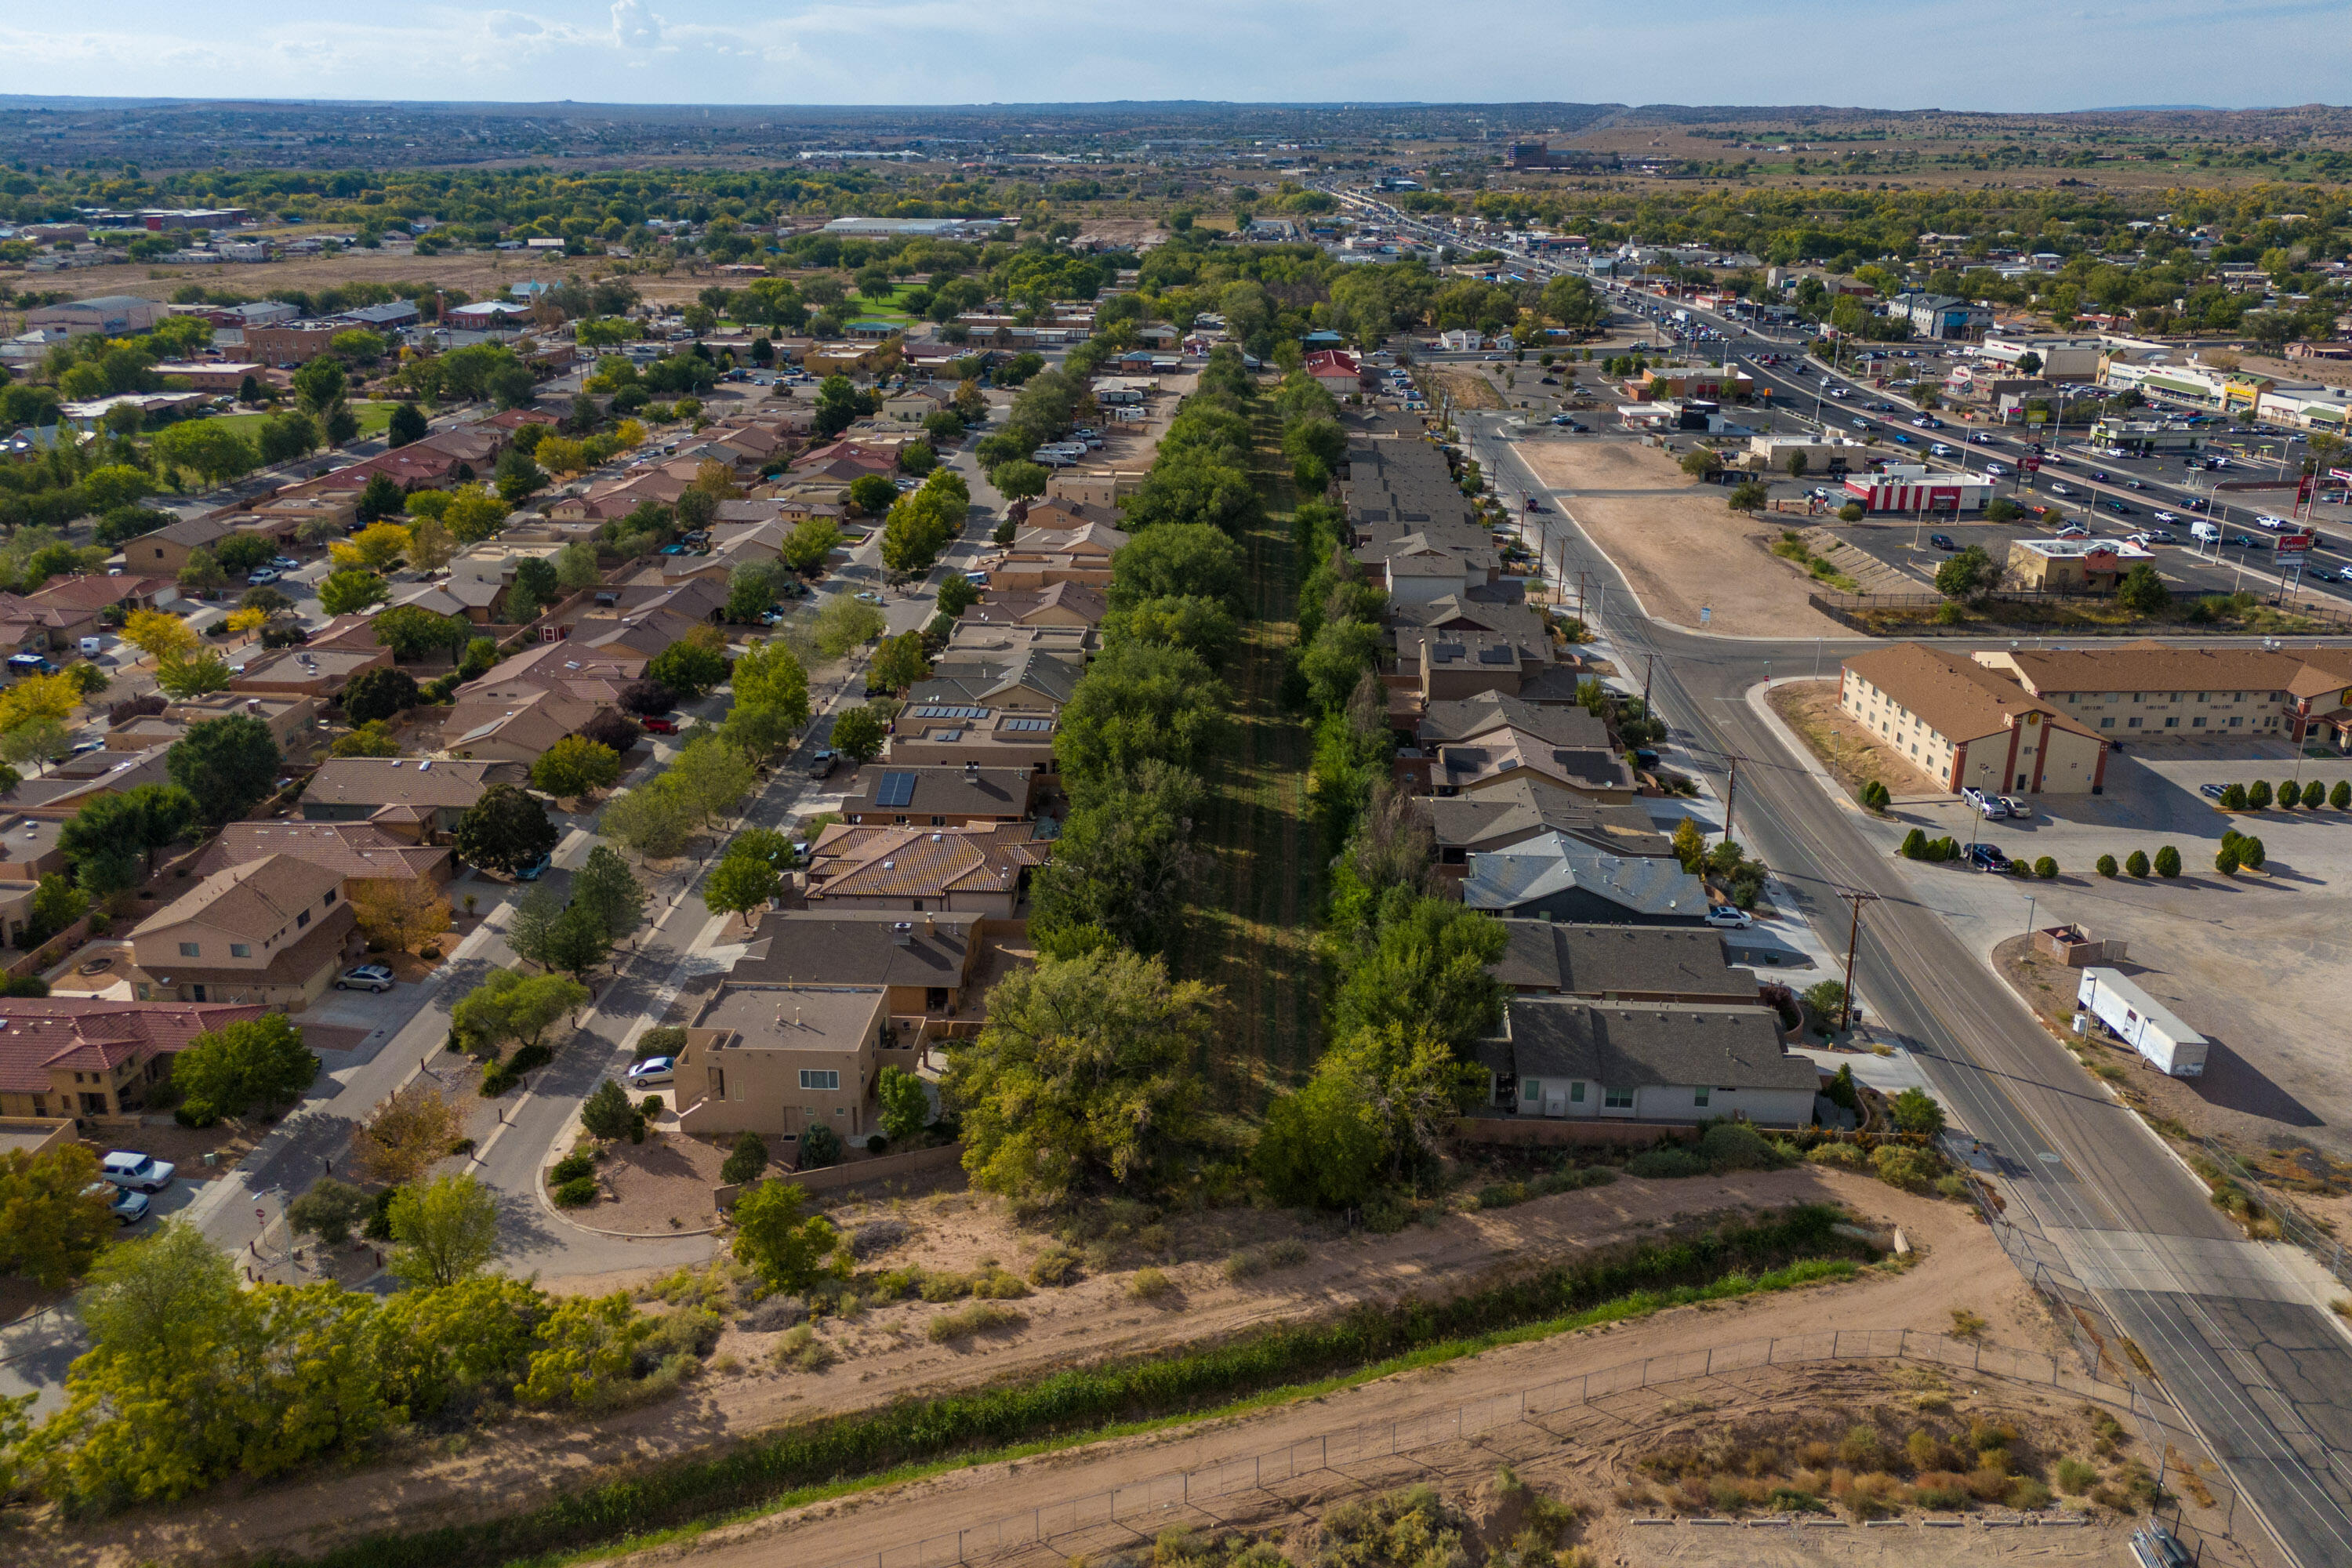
top-left (641, 713), bottom-right (681, 735)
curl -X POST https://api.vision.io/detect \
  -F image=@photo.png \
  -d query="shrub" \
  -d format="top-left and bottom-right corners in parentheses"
top-left (641, 1094), bottom-right (664, 1116)
top-left (1858, 780), bottom-right (1891, 812)
top-left (1225, 1238), bottom-right (1312, 1280)
top-left (2335, 781), bottom-right (2351, 811)
top-left (1028, 1243), bottom-right (1084, 1287)
top-left (2238, 835), bottom-right (2266, 869)
top-left (1626, 1147), bottom-right (1705, 1179)
top-left (2125, 849), bottom-right (2150, 877)
top-left (927, 1301), bottom-right (1026, 1343)
top-left (1699, 1121), bottom-right (1781, 1172)
top-left (1900, 827), bottom-right (1927, 858)
top-left (2278, 779), bottom-right (2303, 808)
top-left (2005, 1476), bottom-right (2053, 1510)
top-left (2034, 856), bottom-right (2058, 880)
top-left (1806, 1141), bottom-right (1867, 1170)
top-left (2247, 780), bottom-right (2273, 811)
top-left (2096, 854), bottom-right (2118, 877)
top-left (1871, 1145), bottom-right (1940, 1192)
top-left (720, 1130), bottom-right (768, 1185)
top-left (2153, 844), bottom-right (2182, 877)
top-left (1129, 1266), bottom-right (1175, 1301)
top-left (2055, 1457), bottom-right (2099, 1494)
top-left (2215, 845), bottom-right (2240, 876)
top-left (1889, 1087), bottom-right (1946, 1135)
top-left (555, 1175), bottom-right (599, 1207)
top-left (799, 1123), bottom-right (843, 1168)
top-left (2220, 783), bottom-right (2248, 810)
top-left (552, 1150), bottom-right (595, 1185)
top-left (637, 1025), bottom-right (688, 1060)
top-left (774, 1323), bottom-right (837, 1372)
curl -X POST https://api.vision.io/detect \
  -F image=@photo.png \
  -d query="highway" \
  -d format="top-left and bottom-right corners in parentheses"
top-left (1452, 405), bottom-right (2352, 1568)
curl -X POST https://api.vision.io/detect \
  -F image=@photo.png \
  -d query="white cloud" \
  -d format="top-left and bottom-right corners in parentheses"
top-left (611, 0), bottom-right (663, 49)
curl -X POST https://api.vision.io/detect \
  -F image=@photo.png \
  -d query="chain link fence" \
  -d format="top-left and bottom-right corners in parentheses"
top-left (808, 1327), bottom-right (2179, 1568)
top-left (2193, 1134), bottom-right (2352, 1293)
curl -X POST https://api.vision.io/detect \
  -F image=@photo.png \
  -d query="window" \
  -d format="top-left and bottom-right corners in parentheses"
top-left (296, 909), bottom-right (310, 929)
top-left (179, 942), bottom-right (200, 957)
top-left (2100, 717), bottom-right (2114, 728)
top-left (1693, 1087), bottom-right (1711, 1108)
top-left (2229, 716), bottom-right (2242, 728)
top-left (229, 943), bottom-right (251, 959)
top-left (2165, 717), bottom-right (2178, 728)
top-left (2193, 717), bottom-right (2206, 728)
top-left (798, 1069), bottom-right (840, 1091)
top-left (1570, 1081), bottom-right (1586, 1103)
top-left (324, 890), bottom-right (336, 907)
top-left (1520, 1077), bottom-right (1542, 1102)
top-left (1603, 1087), bottom-right (1634, 1109)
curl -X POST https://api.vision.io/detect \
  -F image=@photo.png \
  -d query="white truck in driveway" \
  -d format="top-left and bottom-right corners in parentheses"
top-left (2077, 967), bottom-right (2208, 1076)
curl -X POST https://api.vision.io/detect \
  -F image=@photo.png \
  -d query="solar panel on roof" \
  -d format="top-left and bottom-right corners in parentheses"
top-left (875, 772), bottom-right (919, 808)
top-left (1002, 717), bottom-right (1053, 732)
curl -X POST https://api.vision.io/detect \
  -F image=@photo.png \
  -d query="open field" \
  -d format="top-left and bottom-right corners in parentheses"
top-left (207, 399), bottom-right (396, 441)
top-left (1516, 437), bottom-right (1847, 640)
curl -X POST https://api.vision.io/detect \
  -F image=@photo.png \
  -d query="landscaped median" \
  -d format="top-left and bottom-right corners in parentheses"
top-left (283, 1205), bottom-right (1883, 1568)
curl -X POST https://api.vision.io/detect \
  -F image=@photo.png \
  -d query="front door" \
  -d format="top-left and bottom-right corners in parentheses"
top-left (191, 984), bottom-right (206, 1002)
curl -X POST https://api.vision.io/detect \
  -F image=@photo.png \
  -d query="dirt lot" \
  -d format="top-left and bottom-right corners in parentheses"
top-left (1767, 682), bottom-right (1947, 802)
top-left (31, 1168), bottom-right (2024, 1568)
top-left (1516, 439), bottom-right (1847, 640)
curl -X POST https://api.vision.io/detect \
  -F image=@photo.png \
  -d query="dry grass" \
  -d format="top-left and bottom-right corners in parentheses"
top-left (1766, 679), bottom-right (1945, 803)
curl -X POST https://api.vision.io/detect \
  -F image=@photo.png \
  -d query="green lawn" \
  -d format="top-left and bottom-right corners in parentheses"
top-left (206, 400), bottom-right (397, 443)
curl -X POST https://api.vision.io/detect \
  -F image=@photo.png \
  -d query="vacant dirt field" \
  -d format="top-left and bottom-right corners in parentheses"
top-left (29, 1168), bottom-right (2018, 1568)
top-left (1516, 439), bottom-right (1848, 640)
top-left (1768, 681), bottom-right (1947, 802)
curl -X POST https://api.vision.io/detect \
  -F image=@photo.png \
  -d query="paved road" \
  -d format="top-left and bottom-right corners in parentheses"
top-left (1463, 410), bottom-right (2352, 1567)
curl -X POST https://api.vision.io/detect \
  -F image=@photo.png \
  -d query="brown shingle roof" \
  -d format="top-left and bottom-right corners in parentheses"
top-left (1991, 640), bottom-right (2352, 703)
top-left (1846, 642), bottom-right (2099, 744)
top-left (303, 757), bottom-right (500, 811)
top-left (806, 823), bottom-right (1048, 902)
top-left (135, 854), bottom-right (343, 945)
top-left (192, 822), bottom-right (449, 887)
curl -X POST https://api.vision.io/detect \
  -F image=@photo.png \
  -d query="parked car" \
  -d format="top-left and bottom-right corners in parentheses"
top-left (808, 749), bottom-right (839, 779)
top-left (1998, 796), bottom-right (2032, 818)
top-left (245, 568), bottom-right (280, 585)
top-left (641, 712), bottom-right (681, 735)
top-left (2199, 782), bottom-right (2227, 800)
top-left (1703, 904), bottom-right (1754, 929)
top-left (336, 964), bottom-right (395, 993)
top-left (1962, 786), bottom-right (2008, 818)
top-left (270, 555), bottom-right (299, 570)
top-left (86, 1181), bottom-right (151, 1225)
top-left (5, 653), bottom-right (58, 677)
top-left (514, 854), bottom-right (552, 882)
top-left (1966, 843), bottom-right (2012, 872)
top-left (100, 1151), bottom-right (176, 1193)
top-left (1929, 533), bottom-right (1958, 551)
top-left (626, 1055), bottom-right (676, 1087)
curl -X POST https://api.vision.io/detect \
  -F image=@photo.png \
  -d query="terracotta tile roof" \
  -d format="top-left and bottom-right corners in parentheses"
top-left (27, 574), bottom-right (169, 613)
top-left (0, 1000), bottom-right (267, 1094)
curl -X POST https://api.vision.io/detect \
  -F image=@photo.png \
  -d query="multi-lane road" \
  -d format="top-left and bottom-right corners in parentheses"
top-left (1447, 401), bottom-right (2352, 1566)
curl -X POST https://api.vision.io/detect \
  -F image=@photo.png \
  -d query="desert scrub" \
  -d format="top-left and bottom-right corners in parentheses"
top-left (1224, 1239), bottom-right (1311, 1280)
top-left (1028, 1243), bottom-right (1084, 1287)
top-left (927, 1301), bottom-right (1025, 1343)
top-left (1129, 1266), bottom-right (1176, 1301)
top-left (774, 1324), bottom-right (837, 1373)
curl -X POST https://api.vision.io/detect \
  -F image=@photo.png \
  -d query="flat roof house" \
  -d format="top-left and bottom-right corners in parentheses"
top-left (733, 909), bottom-right (981, 1020)
top-left (1475, 996), bottom-right (1817, 1126)
top-left (675, 982), bottom-right (892, 1148)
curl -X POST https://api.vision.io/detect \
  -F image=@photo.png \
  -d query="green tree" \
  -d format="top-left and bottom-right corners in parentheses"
top-left (703, 852), bottom-right (781, 931)
top-left (731, 638), bottom-right (811, 728)
top-left (846, 473), bottom-right (898, 516)
top-left (318, 569), bottom-right (390, 616)
top-left (719, 1131), bottom-right (769, 1185)
top-left (571, 844), bottom-right (648, 946)
top-left (453, 782), bottom-right (557, 876)
top-left (1889, 1087), bottom-right (1946, 1135)
top-left (731, 1179), bottom-right (851, 1293)
top-left (0, 1145), bottom-right (114, 1288)
top-left (2096, 854), bottom-right (2118, 877)
top-left (530, 736), bottom-right (622, 800)
top-left (2220, 783), bottom-right (2248, 810)
top-left (2115, 562), bottom-right (2170, 616)
top-left (812, 595), bottom-right (886, 658)
top-left (2215, 844), bottom-right (2241, 875)
top-left (580, 1078), bottom-right (635, 1142)
top-left (2237, 835), bottom-right (2267, 869)
top-left (539, 901), bottom-right (614, 979)
top-left (780, 517), bottom-right (841, 573)
top-left (341, 665), bottom-right (421, 724)
top-left (452, 969), bottom-right (587, 1057)
top-left (2334, 781), bottom-right (2351, 811)
top-left (60, 782), bottom-right (194, 887)
top-left (171, 1015), bottom-right (318, 1123)
top-left (1935, 545), bottom-right (1996, 600)
top-left (597, 781), bottom-right (698, 859)
top-left (1109, 522), bottom-right (1245, 608)
top-left (647, 637), bottom-right (728, 699)
top-left (2247, 779), bottom-right (2273, 810)
top-left (947, 949), bottom-right (1210, 1204)
top-left (387, 1174), bottom-right (502, 1290)
top-left (286, 1178), bottom-right (374, 1248)
top-left (877, 1064), bottom-right (930, 1143)
top-left (165, 715), bottom-right (281, 825)
top-left (2125, 849), bottom-right (2151, 877)
top-left (865, 631), bottom-right (930, 694)
top-left (829, 704), bottom-right (887, 763)
top-left (1679, 447), bottom-right (1722, 479)
top-left (356, 474), bottom-right (406, 525)
top-left (1726, 479), bottom-right (1770, 513)
top-left (991, 459), bottom-right (1049, 501)
top-left (2154, 844), bottom-right (2182, 877)
top-left (371, 605), bottom-right (468, 662)
top-left (1253, 1058), bottom-right (1386, 1210)
top-left (387, 401), bottom-right (429, 448)
top-left (1330, 894), bottom-right (1506, 1057)
top-left (151, 420), bottom-right (261, 486)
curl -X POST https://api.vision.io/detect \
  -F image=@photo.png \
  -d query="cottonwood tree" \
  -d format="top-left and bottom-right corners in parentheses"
top-left (387, 1174), bottom-right (501, 1289)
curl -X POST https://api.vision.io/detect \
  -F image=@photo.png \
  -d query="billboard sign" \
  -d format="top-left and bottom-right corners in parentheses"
top-left (2276, 532), bottom-right (2315, 556)
top-left (2021, 456), bottom-right (2042, 472)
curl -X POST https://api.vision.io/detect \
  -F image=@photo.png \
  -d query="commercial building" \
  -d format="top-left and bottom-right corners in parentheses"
top-left (1971, 641), bottom-right (2352, 746)
top-left (1839, 467), bottom-right (1993, 515)
top-left (2005, 538), bottom-right (2138, 593)
top-left (1472, 996), bottom-right (1817, 1126)
top-left (1841, 642), bottom-right (2109, 795)
top-left (1975, 335), bottom-right (2106, 380)
top-left (25, 295), bottom-right (169, 336)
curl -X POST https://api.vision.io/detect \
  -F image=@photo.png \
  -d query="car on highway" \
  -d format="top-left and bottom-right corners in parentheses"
top-left (2256, 514), bottom-right (2292, 531)
top-left (1982, 462), bottom-right (2009, 477)
top-left (2152, 510), bottom-right (2179, 525)
top-left (2047, 482), bottom-right (2074, 498)
top-left (1852, 418), bottom-right (1870, 430)
top-left (2102, 499), bottom-right (2136, 516)
top-left (2222, 533), bottom-right (2258, 548)
top-left (1966, 843), bottom-right (2013, 873)
top-left (2090, 470), bottom-right (2111, 482)
top-left (100, 1151), bottom-right (176, 1192)
top-left (1703, 904), bottom-right (1753, 929)
top-left (1929, 533), bottom-right (1958, 550)
top-left (1891, 434), bottom-right (1912, 445)
top-left (626, 1056), bottom-right (676, 1087)
top-left (337, 964), bottom-right (395, 993)
top-left (1962, 786), bottom-right (2008, 818)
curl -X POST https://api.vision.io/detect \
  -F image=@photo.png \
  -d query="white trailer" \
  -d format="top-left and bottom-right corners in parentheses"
top-left (2077, 967), bottom-right (2208, 1077)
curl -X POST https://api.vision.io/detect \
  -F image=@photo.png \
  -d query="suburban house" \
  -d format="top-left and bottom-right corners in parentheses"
top-left (22, 574), bottom-right (174, 648)
top-left (444, 686), bottom-right (602, 765)
top-left (733, 909), bottom-right (982, 1018)
top-left (841, 766), bottom-right (1040, 828)
top-left (1840, 642), bottom-right (2110, 796)
top-left (673, 982), bottom-right (893, 1146)
top-left (1490, 922), bottom-right (1760, 1004)
top-left (1402, 723), bottom-right (1636, 804)
top-left (962, 582), bottom-right (1109, 629)
top-left (0, 999), bottom-right (268, 1120)
top-left (190, 821), bottom-right (454, 898)
top-left (0, 815), bottom-right (71, 884)
top-left (131, 515), bottom-right (236, 577)
top-left (1421, 780), bottom-right (1671, 880)
top-left (910, 645), bottom-right (1083, 713)
top-left (230, 646), bottom-right (393, 700)
top-left (802, 822), bottom-right (1049, 916)
top-left (1473, 996), bottom-right (1817, 1126)
top-left (129, 855), bottom-right (361, 1010)
top-left (164, 692), bottom-right (321, 752)
top-left (301, 757), bottom-right (515, 837)
top-left (1459, 831), bottom-right (1711, 925)
top-left (887, 705), bottom-right (1062, 774)
top-left (1388, 626), bottom-right (1578, 711)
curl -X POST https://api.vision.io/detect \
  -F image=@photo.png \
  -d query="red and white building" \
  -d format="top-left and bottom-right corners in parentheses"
top-left (1841, 465), bottom-right (1994, 514)
top-left (1305, 349), bottom-right (1363, 396)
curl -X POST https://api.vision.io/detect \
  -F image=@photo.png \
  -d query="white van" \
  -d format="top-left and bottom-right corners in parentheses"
top-left (2190, 520), bottom-right (2222, 545)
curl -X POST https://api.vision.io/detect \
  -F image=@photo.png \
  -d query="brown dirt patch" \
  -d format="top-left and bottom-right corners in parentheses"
top-left (31, 1169), bottom-right (2025, 1568)
top-left (557, 1121), bottom-right (728, 1236)
top-left (80, 1120), bottom-right (258, 1184)
top-left (1517, 440), bottom-right (1847, 639)
top-left (1769, 681), bottom-right (1947, 802)
top-left (1428, 369), bottom-right (1505, 410)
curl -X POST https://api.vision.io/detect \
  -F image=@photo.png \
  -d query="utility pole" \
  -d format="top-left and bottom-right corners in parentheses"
top-left (1642, 651), bottom-right (1656, 714)
top-left (1838, 887), bottom-right (1881, 1033)
top-left (1719, 752), bottom-right (1748, 846)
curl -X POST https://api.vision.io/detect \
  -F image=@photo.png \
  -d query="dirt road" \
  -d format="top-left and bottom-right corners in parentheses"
top-left (34, 1169), bottom-right (1998, 1568)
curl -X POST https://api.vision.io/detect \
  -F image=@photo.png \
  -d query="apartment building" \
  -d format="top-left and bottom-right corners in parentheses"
top-left (1973, 641), bottom-right (2352, 744)
top-left (1841, 642), bottom-right (2108, 795)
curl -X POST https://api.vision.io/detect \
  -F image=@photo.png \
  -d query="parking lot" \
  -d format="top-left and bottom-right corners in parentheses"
top-left (1847, 730), bottom-right (2352, 1162)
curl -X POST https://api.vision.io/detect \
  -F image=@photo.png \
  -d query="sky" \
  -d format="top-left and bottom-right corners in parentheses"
top-left (5, 1), bottom-right (2350, 112)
